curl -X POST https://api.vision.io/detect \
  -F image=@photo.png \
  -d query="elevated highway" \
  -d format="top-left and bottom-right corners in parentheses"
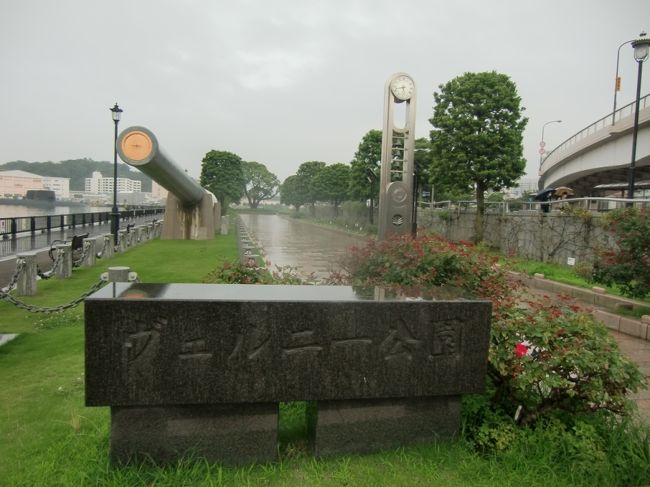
top-left (539, 94), bottom-right (650, 196)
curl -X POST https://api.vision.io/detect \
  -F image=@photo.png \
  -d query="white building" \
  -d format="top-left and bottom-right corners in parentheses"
top-left (42, 176), bottom-right (70, 199)
top-left (84, 171), bottom-right (142, 194)
top-left (506, 177), bottom-right (539, 199)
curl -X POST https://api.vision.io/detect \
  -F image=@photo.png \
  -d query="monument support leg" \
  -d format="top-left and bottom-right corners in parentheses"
top-left (110, 403), bottom-right (279, 465)
top-left (311, 396), bottom-right (460, 457)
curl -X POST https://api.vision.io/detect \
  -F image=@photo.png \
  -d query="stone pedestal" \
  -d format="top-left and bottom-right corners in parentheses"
top-left (161, 192), bottom-right (221, 240)
top-left (111, 403), bottom-right (278, 465)
top-left (311, 396), bottom-right (460, 457)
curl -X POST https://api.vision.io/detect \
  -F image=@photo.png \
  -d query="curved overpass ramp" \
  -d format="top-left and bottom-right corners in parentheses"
top-left (539, 94), bottom-right (650, 196)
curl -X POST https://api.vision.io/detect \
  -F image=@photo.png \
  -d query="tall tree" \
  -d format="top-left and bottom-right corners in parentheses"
top-left (280, 175), bottom-right (309, 212)
top-left (241, 161), bottom-right (279, 209)
top-left (430, 71), bottom-right (528, 242)
top-left (348, 129), bottom-right (382, 224)
top-left (296, 161), bottom-right (326, 215)
top-left (312, 163), bottom-right (351, 216)
top-left (200, 150), bottom-right (245, 215)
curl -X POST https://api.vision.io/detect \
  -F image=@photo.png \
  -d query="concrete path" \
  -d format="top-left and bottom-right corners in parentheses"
top-left (611, 331), bottom-right (650, 423)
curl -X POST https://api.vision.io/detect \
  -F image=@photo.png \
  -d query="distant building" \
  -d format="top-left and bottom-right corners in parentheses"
top-left (150, 180), bottom-right (168, 200)
top-left (42, 176), bottom-right (70, 199)
top-left (0, 170), bottom-right (45, 197)
top-left (85, 171), bottom-right (142, 194)
top-left (506, 177), bottom-right (539, 199)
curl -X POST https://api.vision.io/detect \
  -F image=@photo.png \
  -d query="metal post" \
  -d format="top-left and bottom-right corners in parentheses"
top-left (627, 58), bottom-right (644, 206)
top-left (613, 39), bottom-right (634, 125)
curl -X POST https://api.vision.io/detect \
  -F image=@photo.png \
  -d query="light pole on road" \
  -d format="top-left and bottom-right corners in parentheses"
top-left (627, 36), bottom-right (650, 205)
top-left (539, 119), bottom-right (562, 173)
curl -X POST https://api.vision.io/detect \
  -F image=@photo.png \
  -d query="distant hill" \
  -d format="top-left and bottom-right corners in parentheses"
top-left (0, 158), bottom-right (153, 192)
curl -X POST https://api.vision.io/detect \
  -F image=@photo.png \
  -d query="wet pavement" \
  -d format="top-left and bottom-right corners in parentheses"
top-left (239, 213), bottom-right (368, 281)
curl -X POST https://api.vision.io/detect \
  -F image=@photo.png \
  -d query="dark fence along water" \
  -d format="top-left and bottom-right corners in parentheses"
top-left (0, 208), bottom-right (165, 239)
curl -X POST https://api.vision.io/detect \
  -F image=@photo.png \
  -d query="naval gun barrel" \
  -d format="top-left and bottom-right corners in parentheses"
top-left (117, 126), bottom-right (204, 206)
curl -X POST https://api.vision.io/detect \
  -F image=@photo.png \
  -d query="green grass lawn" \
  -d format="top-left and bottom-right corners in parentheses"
top-left (0, 230), bottom-right (648, 486)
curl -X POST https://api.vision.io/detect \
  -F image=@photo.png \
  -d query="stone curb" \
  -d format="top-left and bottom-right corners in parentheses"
top-left (509, 271), bottom-right (650, 342)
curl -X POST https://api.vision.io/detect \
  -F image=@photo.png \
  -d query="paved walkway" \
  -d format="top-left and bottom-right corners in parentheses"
top-left (611, 331), bottom-right (650, 422)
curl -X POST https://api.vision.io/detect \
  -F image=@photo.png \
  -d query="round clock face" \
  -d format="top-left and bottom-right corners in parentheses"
top-left (390, 75), bottom-right (414, 101)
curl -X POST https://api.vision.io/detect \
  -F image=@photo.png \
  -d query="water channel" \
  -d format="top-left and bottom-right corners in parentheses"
top-left (238, 213), bottom-right (369, 281)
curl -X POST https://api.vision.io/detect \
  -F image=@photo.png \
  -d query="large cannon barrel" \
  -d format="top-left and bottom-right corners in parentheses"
top-left (117, 126), bottom-right (204, 206)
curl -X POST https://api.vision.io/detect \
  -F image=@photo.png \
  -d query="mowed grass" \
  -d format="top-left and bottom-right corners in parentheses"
top-left (0, 228), bottom-right (648, 486)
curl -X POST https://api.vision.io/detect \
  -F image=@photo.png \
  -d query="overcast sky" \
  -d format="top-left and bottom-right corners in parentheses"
top-left (1, 0), bottom-right (648, 184)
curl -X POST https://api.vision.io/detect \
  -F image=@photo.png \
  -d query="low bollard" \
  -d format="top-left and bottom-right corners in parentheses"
top-left (103, 234), bottom-right (114, 259)
top-left (16, 252), bottom-right (37, 296)
top-left (55, 244), bottom-right (73, 279)
top-left (118, 230), bottom-right (128, 252)
top-left (83, 237), bottom-right (97, 267)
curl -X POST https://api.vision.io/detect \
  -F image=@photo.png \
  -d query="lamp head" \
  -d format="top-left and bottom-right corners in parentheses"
top-left (632, 36), bottom-right (650, 63)
top-left (110, 103), bottom-right (123, 122)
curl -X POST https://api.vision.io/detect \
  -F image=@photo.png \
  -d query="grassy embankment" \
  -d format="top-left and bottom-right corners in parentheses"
top-left (0, 227), bottom-right (648, 486)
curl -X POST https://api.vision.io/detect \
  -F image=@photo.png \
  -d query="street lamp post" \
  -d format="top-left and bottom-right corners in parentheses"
top-left (539, 119), bottom-right (562, 173)
top-left (613, 32), bottom-right (646, 125)
top-left (627, 36), bottom-right (650, 206)
top-left (110, 103), bottom-right (123, 245)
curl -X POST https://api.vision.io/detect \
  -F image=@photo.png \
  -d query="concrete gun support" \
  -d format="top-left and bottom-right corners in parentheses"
top-left (117, 126), bottom-right (220, 240)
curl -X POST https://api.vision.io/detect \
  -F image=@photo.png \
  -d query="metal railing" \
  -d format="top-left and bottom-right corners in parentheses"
top-left (0, 208), bottom-right (164, 239)
top-left (421, 197), bottom-right (650, 213)
top-left (540, 93), bottom-right (649, 174)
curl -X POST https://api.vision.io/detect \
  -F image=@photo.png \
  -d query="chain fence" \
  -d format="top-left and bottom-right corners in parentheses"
top-left (1, 258), bottom-right (25, 294)
top-left (73, 240), bottom-right (91, 267)
top-left (0, 278), bottom-right (106, 313)
top-left (37, 248), bottom-right (64, 280)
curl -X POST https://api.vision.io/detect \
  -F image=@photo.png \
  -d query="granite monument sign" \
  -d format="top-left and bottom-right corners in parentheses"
top-left (85, 283), bottom-right (491, 464)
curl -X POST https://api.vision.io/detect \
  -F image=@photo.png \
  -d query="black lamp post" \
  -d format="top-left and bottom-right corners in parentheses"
top-left (627, 37), bottom-right (650, 206)
top-left (110, 103), bottom-right (123, 244)
top-left (613, 32), bottom-right (646, 125)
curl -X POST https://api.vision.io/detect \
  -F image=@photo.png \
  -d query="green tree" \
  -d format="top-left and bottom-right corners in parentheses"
top-left (312, 163), bottom-right (351, 216)
top-left (296, 161), bottom-right (326, 215)
top-left (349, 129), bottom-right (382, 224)
top-left (199, 150), bottom-right (245, 215)
top-left (430, 71), bottom-right (528, 242)
top-left (241, 161), bottom-right (279, 209)
top-left (280, 175), bottom-right (309, 212)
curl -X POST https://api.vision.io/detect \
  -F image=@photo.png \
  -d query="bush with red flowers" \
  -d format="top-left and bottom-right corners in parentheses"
top-left (340, 233), bottom-right (646, 428)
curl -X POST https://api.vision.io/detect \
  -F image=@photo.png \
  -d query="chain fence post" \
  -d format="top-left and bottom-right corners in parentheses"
top-left (16, 253), bottom-right (36, 296)
top-left (83, 237), bottom-right (97, 267)
top-left (118, 230), bottom-right (127, 252)
top-left (103, 234), bottom-right (114, 259)
top-left (55, 244), bottom-right (72, 279)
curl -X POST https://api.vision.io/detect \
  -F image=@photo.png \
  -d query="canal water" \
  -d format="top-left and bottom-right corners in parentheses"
top-left (238, 213), bottom-right (369, 281)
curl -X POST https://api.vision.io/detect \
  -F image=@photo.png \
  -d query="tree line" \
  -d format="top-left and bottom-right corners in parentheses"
top-left (0, 158), bottom-right (154, 192)
top-left (201, 71), bottom-right (528, 240)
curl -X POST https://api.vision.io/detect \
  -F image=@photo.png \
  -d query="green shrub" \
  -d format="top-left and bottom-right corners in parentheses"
top-left (593, 208), bottom-right (650, 298)
top-left (341, 233), bottom-right (646, 427)
top-left (489, 295), bottom-right (645, 425)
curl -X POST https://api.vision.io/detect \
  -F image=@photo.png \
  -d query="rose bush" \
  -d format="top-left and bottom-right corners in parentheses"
top-left (339, 233), bottom-right (646, 427)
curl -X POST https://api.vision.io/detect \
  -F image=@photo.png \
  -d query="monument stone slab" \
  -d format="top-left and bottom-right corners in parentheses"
top-left (85, 283), bottom-right (491, 464)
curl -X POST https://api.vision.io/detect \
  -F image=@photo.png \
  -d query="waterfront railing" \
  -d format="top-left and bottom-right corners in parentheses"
top-left (0, 208), bottom-right (165, 239)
